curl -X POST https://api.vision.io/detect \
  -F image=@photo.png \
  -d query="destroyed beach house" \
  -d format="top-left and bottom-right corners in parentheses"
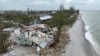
top-left (15, 24), bottom-right (54, 51)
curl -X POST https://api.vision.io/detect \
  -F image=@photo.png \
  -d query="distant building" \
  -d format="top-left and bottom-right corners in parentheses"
top-left (39, 15), bottom-right (52, 21)
top-left (33, 15), bottom-right (53, 25)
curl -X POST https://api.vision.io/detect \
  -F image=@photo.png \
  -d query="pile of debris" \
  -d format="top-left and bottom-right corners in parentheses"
top-left (39, 25), bottom-right (70, 56)
top-left (2, 24), bottom-right (70, 56)
top-left (13, 24), bottom-right (54, 52)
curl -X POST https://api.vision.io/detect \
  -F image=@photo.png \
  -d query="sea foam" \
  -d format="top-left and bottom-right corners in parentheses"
top-left (84, 25), bottom-right (100, 55)
top-left (81, 16), bottom-right (100, 55)
top-left (85, 26), bottom-right (96, 45)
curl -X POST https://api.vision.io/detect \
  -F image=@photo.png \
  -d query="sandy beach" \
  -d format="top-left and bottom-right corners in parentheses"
top-left (61, 16), bottom-right (99, 56)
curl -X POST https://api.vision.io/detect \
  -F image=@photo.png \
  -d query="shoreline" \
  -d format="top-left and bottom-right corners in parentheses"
top-left (81, 17), bottom-right (100, 56)
top-left (81, 18), bottom-right (100, 56)
top-left (61, 15), bottom-right (99, 56)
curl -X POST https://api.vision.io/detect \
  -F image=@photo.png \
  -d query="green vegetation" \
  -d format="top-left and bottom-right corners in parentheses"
top-left (0, 19), bottom-right (15, 28)
top-left (0, 10), bottom-right (36, 26)
top-left (3, 22), bottom-right (15, 28)
top-left (14, 13), bottom-right (34, 25)
top-left (0, 32), bottom-right (10, 53)
top-left (46, 5), bottom-right (79, 42)
top-left (39, 6), bottom-right (79, 56)
top-left (0, 19), bottom-right (5, 30)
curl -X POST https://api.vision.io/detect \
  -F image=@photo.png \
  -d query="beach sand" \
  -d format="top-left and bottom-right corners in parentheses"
top-left (61, 16), bottom-right (99, 56)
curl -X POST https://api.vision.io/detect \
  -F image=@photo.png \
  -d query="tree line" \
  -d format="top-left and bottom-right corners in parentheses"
top-left (42, 5), bottom-right (79, 42)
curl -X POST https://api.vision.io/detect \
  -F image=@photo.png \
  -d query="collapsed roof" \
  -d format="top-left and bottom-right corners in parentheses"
top-left (15, 24), bottom-right (54, 49)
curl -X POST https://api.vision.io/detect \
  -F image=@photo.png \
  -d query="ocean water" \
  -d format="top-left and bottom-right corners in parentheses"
top-left (81, 11), bottom-right (100, 55)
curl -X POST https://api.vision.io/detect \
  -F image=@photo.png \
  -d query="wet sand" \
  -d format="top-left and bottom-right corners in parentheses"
top-left (61, 16), bottom-right (99, 56)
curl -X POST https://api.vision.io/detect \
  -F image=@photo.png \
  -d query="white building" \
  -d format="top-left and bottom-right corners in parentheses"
top-left (40, 15), bottom-right (52, 21)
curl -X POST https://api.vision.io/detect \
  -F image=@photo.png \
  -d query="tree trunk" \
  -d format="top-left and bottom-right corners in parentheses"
top-left (3, 39), bottom-right (6, 52)
top-left (54, 27), bottom-right (61, 42)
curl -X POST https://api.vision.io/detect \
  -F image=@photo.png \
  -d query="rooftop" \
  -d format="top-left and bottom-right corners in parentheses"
top-left (40, 15), bottom-right (52, 20)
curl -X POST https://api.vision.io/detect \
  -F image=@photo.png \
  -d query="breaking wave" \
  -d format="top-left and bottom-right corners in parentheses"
top-left (82, 17), bottom-right (100, 56)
